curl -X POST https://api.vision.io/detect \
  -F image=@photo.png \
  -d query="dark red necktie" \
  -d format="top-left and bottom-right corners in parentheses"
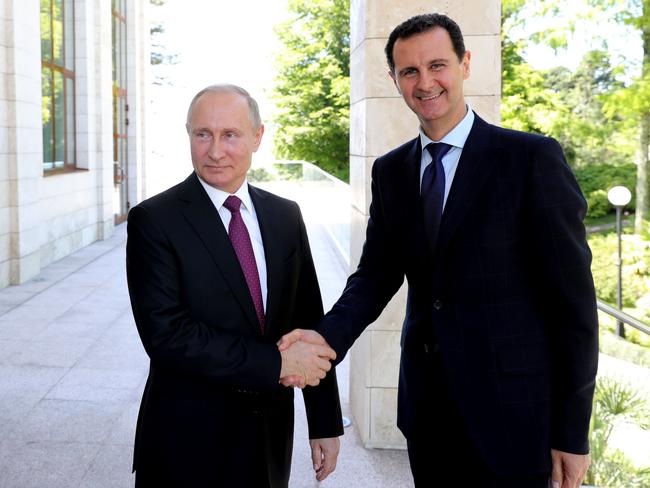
top-left (223, 195), bottom-right (265, 331)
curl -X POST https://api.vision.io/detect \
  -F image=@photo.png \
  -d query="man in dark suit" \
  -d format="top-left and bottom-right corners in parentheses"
top-left (127, 84), bottom-right (343, 487)
top-left (280, 13), bottom-right (598, 488)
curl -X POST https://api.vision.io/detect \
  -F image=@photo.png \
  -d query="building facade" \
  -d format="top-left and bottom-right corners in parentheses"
top-left (0, 0), bottom-right (148, 288)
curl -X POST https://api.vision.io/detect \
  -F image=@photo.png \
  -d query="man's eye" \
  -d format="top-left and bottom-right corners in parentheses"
top-left (196, 132), bottom-right (210, 139)
top-left (431, 63), bottom-right (444, 70)
top-left (402, 69), bottom-right (417, 77)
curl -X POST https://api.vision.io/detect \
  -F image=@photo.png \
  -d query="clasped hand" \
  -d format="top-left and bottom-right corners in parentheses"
top-left (278, 329), bottom-right (335, 388)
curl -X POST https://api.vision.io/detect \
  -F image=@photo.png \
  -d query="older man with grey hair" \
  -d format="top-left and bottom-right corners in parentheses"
top-left (126, 84), bottom-right (342, 487)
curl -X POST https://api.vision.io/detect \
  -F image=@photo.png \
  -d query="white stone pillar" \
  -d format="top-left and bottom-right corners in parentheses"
top-left (0, 0), bottom-right (44, 286)
top-left (348, 0), bottom-right (501, 449)
top-left (93, 0), bottom-right (114, 240)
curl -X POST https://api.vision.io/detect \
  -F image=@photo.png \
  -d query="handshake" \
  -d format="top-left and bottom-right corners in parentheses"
top-left (278, 329), bottom-right (336, 388)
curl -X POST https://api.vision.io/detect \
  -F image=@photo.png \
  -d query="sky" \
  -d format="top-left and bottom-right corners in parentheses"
top-left (148, 0), bottom-right (290, 194)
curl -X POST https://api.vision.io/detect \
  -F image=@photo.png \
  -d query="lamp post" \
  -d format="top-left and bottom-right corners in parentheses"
top-left (607, 186), bottom-right (632, 338)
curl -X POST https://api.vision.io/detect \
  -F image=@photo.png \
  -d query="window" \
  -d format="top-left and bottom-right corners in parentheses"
top-left (41, 0), bottom-right (76, 172)
top-left (112, 0), bottom-right (128, 172)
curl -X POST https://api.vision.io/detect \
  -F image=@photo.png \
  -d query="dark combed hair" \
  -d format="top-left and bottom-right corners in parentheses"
top-left (385, 13), bottom-right (466, 72)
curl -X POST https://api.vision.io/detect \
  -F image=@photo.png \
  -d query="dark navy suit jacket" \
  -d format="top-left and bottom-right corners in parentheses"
top-left (319, 113), bottom-right (598, 476)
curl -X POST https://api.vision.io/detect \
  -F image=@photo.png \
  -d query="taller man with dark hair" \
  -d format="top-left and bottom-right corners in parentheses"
top-left (127, 84), bottom-right (342, 487)
top-left (280, 13), bottom-right (598, 488)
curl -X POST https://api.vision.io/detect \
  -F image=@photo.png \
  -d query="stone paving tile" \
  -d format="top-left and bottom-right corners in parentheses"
top-left (0, 395), bottom-right (42, 439)
top-left (0, 364), bottom-right (68, 398)
top-left (33, 319), bottom-right (108, 342)
top-left (45, 368), bottom-right (146, 404)
top-left (54, 303), bottom-right (126, 326)
top-left (0, 318), bottom-right (54, 341)
top-left (13, 399), bottom-right (124, 445)
top-left (0, 441), bottom-right (102, 488)
top-left (75, 336), bottom-right (149, 372)
top-left (78, 444), bottom-right (135, 488)
top-left (0, 289), bottom-right (35, 308)
top-left (105, 400), bottom-right (140, 447)
top-left (0, 338), bottom-right (26, 363)
top-left (6, 338), bottom-right (96, 369)
top-left (0, 303), bottom-right (65, 325)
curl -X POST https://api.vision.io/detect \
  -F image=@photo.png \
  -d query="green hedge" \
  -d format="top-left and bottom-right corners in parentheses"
top-left (574, 164), bottom-right (637, 218)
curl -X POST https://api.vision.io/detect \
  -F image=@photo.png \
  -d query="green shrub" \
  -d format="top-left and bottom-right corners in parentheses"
top-left (587, 189), bottom-right (611, 218)
top-left (586, 376), bottom-right (650, 488)
top-left (575, 163), bottom-right (637, 218)
top-left (589, 233), bottom-right (650, 308)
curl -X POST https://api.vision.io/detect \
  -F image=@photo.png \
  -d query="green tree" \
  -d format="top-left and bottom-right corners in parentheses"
top-left (502, 2), bottom-right (632, 167)
top-left (503, 0), bottom-right (650, 232)
top-left (597, 0), bottom-right (650, 233)
top-left (272, 0), bottom-right (350, 181)
top-left (149, 0), bottom-right (178, 85)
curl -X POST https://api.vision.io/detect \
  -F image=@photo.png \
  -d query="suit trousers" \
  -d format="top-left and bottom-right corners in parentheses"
top-left (406, 347), bottom-right (550, 488)
top-left (134, 410), bottom-right (272, 488)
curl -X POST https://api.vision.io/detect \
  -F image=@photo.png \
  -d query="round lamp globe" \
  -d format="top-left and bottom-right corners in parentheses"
top-left (607, 186), bottom-right (632, 207)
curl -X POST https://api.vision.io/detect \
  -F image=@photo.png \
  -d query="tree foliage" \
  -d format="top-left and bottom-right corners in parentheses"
top-left (272, 0), bottom-right (350, 181)
top-left (149, 0), bottom-right (178, 85)
top-left (502, 0), bottom-right (649, 230)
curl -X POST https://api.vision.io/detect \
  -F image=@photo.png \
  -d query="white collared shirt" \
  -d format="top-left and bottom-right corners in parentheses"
top-left (197, 176), bottom-right (268, 311)
top-left (419, 105), bottom-right (475, 209)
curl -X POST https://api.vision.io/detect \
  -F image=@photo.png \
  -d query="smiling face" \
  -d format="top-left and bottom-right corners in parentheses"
top-left (187, 90), bottom-right (264, 193)
top-left (389, 27), bottom-right (470, 141)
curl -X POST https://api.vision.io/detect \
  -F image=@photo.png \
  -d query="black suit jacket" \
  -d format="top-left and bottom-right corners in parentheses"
top-left (318, 114), bottom-right (598, 476)
top-left (126, 173), bottom-right (343, 487)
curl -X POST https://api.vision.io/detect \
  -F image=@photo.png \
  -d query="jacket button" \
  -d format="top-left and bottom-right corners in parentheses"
top-left (433, 300), bottom-right (443, 310)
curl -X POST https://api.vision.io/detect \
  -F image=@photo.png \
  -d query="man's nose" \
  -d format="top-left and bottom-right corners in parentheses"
top-left (207, 139), bottom-right (225, 161)
top-left (416, 70), bottom-right (438, 92)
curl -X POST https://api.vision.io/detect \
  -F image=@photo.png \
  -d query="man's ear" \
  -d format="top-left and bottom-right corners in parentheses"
top-left (252, 124), bottom-right (265, 152)
top-left (462, 51), bottom-right (471, 80)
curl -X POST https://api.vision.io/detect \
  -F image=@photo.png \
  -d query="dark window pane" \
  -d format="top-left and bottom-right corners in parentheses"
top-left (40, 0), bottom-right (52, 61)
top-left (54, 70), bottom-right (64, 166)
top-left (41, 67), bottom-right (54, 168)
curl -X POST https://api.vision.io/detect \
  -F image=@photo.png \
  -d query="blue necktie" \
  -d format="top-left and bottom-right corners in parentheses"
top-left (421, 143), bottom-right (452, 250)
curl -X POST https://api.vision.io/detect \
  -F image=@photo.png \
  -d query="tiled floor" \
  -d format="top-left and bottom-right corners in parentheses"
top-left (0, 220), bottom-right (412, 487)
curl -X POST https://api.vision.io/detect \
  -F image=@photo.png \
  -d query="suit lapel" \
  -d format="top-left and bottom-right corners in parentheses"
top-left (178, 173), bottom-right (261, 335)
top-left (436, 114), bottom-right (496, 257)
top-left (249, 185), bottom-right (282, 336)
top-left (402, 138), bottom-right (432, 261)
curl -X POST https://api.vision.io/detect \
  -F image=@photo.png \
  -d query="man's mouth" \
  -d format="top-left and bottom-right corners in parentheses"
top-left (418, 90), bottom-right (445, 101)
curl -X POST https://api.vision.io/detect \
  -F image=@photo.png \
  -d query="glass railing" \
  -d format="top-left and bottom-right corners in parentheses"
top-left (249, 161), bottom-right (351, 266)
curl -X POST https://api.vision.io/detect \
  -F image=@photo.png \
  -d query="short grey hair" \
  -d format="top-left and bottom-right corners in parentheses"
top-left (185, 84), bottom-right (262, 133)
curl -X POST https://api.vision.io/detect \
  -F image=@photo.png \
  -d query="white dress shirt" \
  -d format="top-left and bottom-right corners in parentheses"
top-left (197, 176), bottom-right (268, 311)
top-left (419, 105), bottom-right (475, 210)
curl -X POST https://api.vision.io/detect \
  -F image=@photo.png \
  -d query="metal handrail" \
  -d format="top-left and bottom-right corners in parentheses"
top-left (597, 300), bottom-right (650, 336)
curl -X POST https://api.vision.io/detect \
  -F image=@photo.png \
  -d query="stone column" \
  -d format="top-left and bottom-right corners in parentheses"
top-left (348, 0), bottom-right (501, 448)
top-left (0, 0), bottom-right (44, 286)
